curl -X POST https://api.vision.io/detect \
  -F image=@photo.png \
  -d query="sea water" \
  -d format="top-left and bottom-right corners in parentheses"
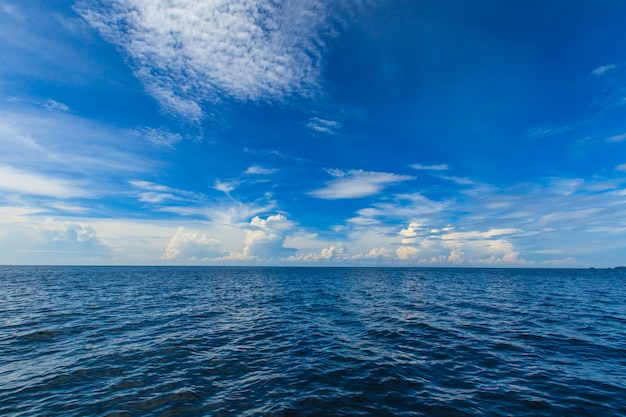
top-left (1, 266), bottom-right (625, 416)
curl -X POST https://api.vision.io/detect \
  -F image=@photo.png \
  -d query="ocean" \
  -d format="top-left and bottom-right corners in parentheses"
top-left (1, 266), bottom-right (625, 416)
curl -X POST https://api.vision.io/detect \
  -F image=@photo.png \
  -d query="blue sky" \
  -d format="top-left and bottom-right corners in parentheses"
top-left (2, 0), bottom-right (626, 266)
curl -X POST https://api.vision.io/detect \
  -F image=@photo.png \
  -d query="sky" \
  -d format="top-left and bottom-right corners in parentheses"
top-left (1, 0), bottom-right (626, 267)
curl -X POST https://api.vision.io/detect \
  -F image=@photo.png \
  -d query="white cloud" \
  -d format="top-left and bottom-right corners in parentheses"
top-left (359, 247), bottom-right (393, 259)
top-left (0, 107), bottom-right (155, 178)
top-left (399, 222), bottom-right (421, 243)
top-left (0, 205), bottom-right (47, 223)
top-left (45, 99), bottom-right (70, 112)
top-left (250, 214), bottom-right (295, 231)
top-left (616, 164), bottom-right (626, 172)
top-left (410, 163), bottom-right (449, 171)
top-left (125, 127), bottom-right (182, 147)
top-left (447, 249), bottom-right (465, 263)
top-left (213, 180), bottom-right (238, 195)
top-left (0, 165), bottom-right (87, 198)
top-left (547, 177), bottom-right (583, 195)
top-left (306, 117), bottom-right (340, 135)
top-left (294, 243), bottom-right (349, 262)
top-left (349, 193), bottom-right (447, 224)
top-left (46, 203), bottom-right (90, 214)
top-left (391, 223), bottom-right (526, 265)
top-left (129, 181), bottom-right (168, 192)
top-left (76, 0), bottom-right (342, 119)
top-left (309, 169), bottom-right (415, 199)
top-left (232, 214), bottom-right (296, 260)
top-left (37, 218), bottom-right (102, 246)
top-left (529, 126), bottom-right (571, 138)
top-left (138, 192), bottom-right (177, 204)
top-left (320, 243), bottom-right (348, 260)
top-left (440, 228), bottom-right (520, 240)
top-left (130, 180), bottom-right (199, 204)
top-left (396, 245), bottom-right (419, 260)
top-left (591, 64), bottom-right (618, 76)
top-left (160, 226), bottom-right (223, 260)
top-left (431, 227), bottom-right (523, 264)
top-left (440, 175), bottom-right (479, 186)
top-left (245, 165), bottom-right (278, 175)
top-left (537, 208), bottom-right (604, 225)
top-left (0, 215), bottom-right (110, 263)
top-left (606, 133), bottom-right (626, 143)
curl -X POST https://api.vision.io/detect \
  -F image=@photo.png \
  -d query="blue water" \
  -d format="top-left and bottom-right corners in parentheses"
top-left (1, 267), bottom-right (625, 416)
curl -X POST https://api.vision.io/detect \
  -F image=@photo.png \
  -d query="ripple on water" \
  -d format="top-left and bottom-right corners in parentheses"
top-left (1, 266), bottom-right (626, 416)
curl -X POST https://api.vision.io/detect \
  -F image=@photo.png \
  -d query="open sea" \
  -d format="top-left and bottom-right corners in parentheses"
top-left (1, 266), bottom-right (625, 416)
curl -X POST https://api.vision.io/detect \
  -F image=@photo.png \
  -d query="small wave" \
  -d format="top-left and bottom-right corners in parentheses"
top-left (1, 266), bottom-right (626, 417)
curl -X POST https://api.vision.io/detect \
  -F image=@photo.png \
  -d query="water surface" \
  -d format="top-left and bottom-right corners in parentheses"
top-left (1, 267), bottom-right (625, 416)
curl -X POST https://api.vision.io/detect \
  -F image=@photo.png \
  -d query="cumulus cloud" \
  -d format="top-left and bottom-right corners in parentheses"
top-left (0, 216), bottom-right (110, 263)
top-left (388, 223), bottom-right (525, 265)
top-left (359, 247), bottom-right (393, 259)
top-left (234, 214), bottom-right (296, 260)
top-left (295, 242), bottom-right (349, 262)
top-left (396, 245), bottom-right (419, 260)
top-left (447, 250), bottom-right (465, 263)
top-left (76, 0), bottom-right (344, 119)
top-left (38, 218), bottom-right (103, 247)
top-left (250, 214), bottom-right (294, 231)
top-left (160, 226), bottom-right (223, 260)
top-left (320, 243), bottom-right (348, 260)
top-left (434, 227), bottom-right (522, 264)
top-left (399, 222), bottom-right (421, 244)
top-left (309, 169), bottom-right (414, 199)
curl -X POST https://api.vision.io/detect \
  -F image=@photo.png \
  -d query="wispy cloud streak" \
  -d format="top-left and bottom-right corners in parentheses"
top-left (306, 117), bottom-right (341, 135)
top-left (410, 163), bottom-right (449, 171)
top-left (0, 165), bottom-right (87, 198)
top-left (590, 64), bottom-right (618, 76)
top-left (310, 169), bottom-right (414, 199)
